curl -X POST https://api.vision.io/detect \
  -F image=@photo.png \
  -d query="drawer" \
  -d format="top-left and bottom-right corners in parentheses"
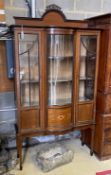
top-left (103, 143), bottom-right (111, 156)
top-left (104, 128), bottom-right (111, 142)
top-left (97, 92), bottom-right (111, 113)
top-left (48, 107), bottom-right (72, 131)
top-left (102, 116), bottom-right (111, 144)
top-left (103, 116), bottom-right (111, 129)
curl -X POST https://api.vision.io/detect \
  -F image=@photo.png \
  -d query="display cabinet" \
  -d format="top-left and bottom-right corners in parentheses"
top-left (13, 5), bottom-right (100, 169)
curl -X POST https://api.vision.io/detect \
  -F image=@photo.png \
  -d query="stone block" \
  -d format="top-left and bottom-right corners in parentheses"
top-left (11, 0), bottom-right (27, 8)
top-left (85, 13), bottom-right (102, 19)
top-left (11, 0), bottom-right (45, 10)
top-left (35, 10), bottom-right (43, 18)
top-left (76, 0), bottom-right (101, 12)
top-left (46, 0), bottom-right (74, 11)
top-left (65, 12), bottom-right (86, 20)
top-left (36, 0), bottom-right (45, 11)
top-left (4, 0), bottom-right (11, 7)
top-left (103, 0), bottom-right (111, 12)
top-left (5, 9), bottom-right (28, 24)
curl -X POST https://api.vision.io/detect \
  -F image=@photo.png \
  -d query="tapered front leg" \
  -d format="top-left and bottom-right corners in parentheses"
top-left (18, 136), bottom-right (23, 170)
top-left (90, 126), bottom-right (95, 156)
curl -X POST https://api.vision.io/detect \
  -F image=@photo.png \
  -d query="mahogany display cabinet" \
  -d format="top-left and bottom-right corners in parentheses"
top-left (12, 5), bottom-right (100, 169)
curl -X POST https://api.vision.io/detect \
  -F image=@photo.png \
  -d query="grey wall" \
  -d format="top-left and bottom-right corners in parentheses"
top-left (4, 0), bottom-right (111, 25)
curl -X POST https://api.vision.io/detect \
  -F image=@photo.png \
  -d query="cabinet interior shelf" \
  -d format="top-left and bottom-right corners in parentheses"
top-left (21, 79), bottom-right (72, 83)
top-left (48, 79), bottom-right (72, 83)
top-left (22, 102), bottom-right (39, 107)
top-left (48, 56), bottom-right (73, 60)
top-left (79, 77), bottom-right (93, 80)
top-left (80, 55), bottom-right (96, 60)
top-left (48, 98), bottom-right (71, 106)
top-left (22, 99), bottom-right (71, 106)
top-left (20, 80), bottom-right (39, 84)
top-left (19, 55), bottom-right (38, 58)
top-left (79, 97), bottom-right (91, 102)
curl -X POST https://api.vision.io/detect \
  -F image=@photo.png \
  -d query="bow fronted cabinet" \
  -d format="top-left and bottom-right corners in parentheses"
top-left (11, 5), bottom-right (101, 169)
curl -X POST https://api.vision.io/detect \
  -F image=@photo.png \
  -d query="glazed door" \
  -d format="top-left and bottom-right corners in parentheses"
top-left (19, 33), bottom-right (39, 107)
top-left (47, 29), bottom-right (74, 131)
top-left (15, 29), bottom-right (43, 131)
top-left (76, 31), bottom-right (100, 125)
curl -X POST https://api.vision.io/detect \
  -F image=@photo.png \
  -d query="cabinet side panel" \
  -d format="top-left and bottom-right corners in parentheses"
top-left (97, 30), bottom-right (109, 92)
top-left (97, 30), bottom-right (111, 93)
top-left (106, 29), bottom-right (111, 92)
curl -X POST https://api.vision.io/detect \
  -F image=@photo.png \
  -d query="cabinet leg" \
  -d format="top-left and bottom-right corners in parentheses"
top-left (20, 140), bottom-right (23, 170)
top-left (18, 137), bottom-right (23, 170)
top-left (16, 135), bottom-right (19, 158)
top-left (81, 130), bottom-right (85, 146)
top-left (90, 150), bottom-right (93, 156)
top-left (90, 126), bottom-right (95, 156)
top-left (15, 124), bottom-right (19, 158)
top-left (17, 153), bottom-right (19, 158)
top-left (20, 164), bottom-right (23, 170)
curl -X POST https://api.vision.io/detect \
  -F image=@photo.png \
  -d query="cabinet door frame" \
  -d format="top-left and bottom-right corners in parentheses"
top-left (75, 30), bottom-right (100, 125)
top-left (14, 27), bottom-right (47, 131)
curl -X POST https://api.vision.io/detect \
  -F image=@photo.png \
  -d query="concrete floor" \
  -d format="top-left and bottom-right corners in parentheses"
top-left (10, 139), bottom-right (111, 175)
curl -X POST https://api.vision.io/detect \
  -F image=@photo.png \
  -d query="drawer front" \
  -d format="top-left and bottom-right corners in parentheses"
top-left (97, 92), bottom-right (111, 113)
top-left (20, 109), bottom-right (39, 130)
top-left (48, 107), bottom-right (72, 131)
top-left (102, 116), bottom-right (111, 156)
top-left (103, 143), bottom-right (111, 156)
top-left (103, 117), bottom-right (111, 143)
top-left (103, 116), bottom-right (111, 129)
top-left (94, 115), bottom-right (111, 157)
top-left (104, 128), bottom-right (111, 142)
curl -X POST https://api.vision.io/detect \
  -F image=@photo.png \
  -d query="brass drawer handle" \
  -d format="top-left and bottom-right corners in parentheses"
top-left (57, 114), bottom-right (64, 120)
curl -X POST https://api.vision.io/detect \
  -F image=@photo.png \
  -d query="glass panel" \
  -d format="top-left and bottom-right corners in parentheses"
top-left (19, 34), bottom-right (39, 107)
top-left (48, 34), bottom-right (73, 106)
top-left (79, 35), bottom-right (97, 102)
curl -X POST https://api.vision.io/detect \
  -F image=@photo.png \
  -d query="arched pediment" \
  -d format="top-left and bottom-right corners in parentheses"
top-left (42, 4), bottom-right (66, 23)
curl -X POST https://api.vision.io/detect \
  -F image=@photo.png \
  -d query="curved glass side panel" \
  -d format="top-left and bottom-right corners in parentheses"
top-left (79, 35), bottom-right (97, 102)
top-left (19, 34), bottom-right (39, 107)
top-left (48, 33), bottom-right (73, 106)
